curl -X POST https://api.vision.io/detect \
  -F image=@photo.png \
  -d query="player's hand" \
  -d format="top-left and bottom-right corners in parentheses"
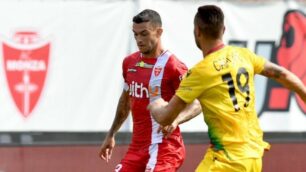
top-left (157, 121), bottom-right (178, 139)
top-left (99, 136), bottom-right (115, 163)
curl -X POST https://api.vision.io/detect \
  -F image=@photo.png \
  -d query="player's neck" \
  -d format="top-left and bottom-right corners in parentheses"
top-left (202, 39), bottom-right (224, 57)
top-left (141, 44), bottom-right (164, 59)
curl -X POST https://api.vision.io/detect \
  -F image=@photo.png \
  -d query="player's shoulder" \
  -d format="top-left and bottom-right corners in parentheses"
top-left (167, 51), bottom-right (181, 61)
top-left (123, 51), bottom-right (140, 65)
top-left (191, 57), bottom-right (212, 77)
top-left (124, 51), bottom-right (140, 61)
top-left (227, 45), bottom-right (254, 55)
top-left (192, 60), bottom-right (206, 73)
top-left (166, 51), bottom-right (187, 67)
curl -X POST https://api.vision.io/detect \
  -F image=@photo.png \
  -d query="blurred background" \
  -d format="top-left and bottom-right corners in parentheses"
top-left (0, 0), bottom-right (305, 171)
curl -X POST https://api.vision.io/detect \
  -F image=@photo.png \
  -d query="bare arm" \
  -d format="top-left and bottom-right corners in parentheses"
top-left (260, 61), bottom-right (306, 103)
top-left (148, 95), bottom-right (188, 126)
top-left (106, 90), bottom-right (130, 137)
top-left (99, 90), bottom-right (130, 162)
top-left (157, 99), bottom-right (201, 138)
top-left (174, 99), bottom-right (202, 125)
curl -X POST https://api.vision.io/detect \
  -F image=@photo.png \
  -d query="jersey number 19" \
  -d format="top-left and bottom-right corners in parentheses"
top-left (222, 67), bottom-right (250, 111)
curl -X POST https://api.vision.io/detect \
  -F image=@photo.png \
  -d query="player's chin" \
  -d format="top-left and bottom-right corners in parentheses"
top-left (139, 47), bottom-right (149, 54)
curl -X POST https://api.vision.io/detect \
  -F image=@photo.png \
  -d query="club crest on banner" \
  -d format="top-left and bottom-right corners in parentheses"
top-left (260, 10), bottom-right (306, 115)
top-left (2, 31), bottom-right (50, 118)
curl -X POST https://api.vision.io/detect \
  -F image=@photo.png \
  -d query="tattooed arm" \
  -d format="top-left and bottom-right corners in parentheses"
top-left (260, 61), bottom-right (306, 103)
top-left (99, 90), bottom-right (130, 162)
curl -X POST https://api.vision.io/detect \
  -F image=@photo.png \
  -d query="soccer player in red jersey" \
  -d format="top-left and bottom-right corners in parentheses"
top-left (99, 9), bottom-right (201, 172)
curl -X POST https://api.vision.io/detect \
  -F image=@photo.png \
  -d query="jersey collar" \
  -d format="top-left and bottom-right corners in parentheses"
top-left (206, 44), bottom-right (225, 56)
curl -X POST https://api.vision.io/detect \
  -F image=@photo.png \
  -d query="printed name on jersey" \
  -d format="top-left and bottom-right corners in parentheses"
top-left (128, 81), bottom-right (149, 98)
top-left (127, 68), bottom-right (137, 72)
top-left (213, 57), bottom-right (231, 71)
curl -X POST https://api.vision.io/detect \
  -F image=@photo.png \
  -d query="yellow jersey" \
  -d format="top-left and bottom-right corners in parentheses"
top-left (176, 45), bottom-right (270, 160)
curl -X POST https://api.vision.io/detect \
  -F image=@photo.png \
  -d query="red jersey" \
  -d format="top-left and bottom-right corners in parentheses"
top-left (122, 51), bottom-right (187, 148)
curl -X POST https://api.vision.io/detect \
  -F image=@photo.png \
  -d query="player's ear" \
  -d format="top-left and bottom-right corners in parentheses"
top-left (156, 27), bottom-right (163, 37)
top-left (195, 24), bottom-right (201, 38)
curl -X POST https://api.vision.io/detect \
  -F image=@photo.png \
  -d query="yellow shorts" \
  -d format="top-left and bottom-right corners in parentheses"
top-left (195, 148), bottom-right (262, 172)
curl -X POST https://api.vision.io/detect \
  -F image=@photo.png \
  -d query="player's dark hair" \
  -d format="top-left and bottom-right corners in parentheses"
top-left (195, 5), bottom-right (224, 39)
top-left (133, 9), bottom-right (162, 27)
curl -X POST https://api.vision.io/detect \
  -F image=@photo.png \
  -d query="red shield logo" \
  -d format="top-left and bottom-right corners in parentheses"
top-left (154, 66), bottom-right (162, 76)
top-left (3, 31), bottom-right (50, 118)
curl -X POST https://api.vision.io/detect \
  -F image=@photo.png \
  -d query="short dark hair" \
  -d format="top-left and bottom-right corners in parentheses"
top-left (133, 9), bottom-right (162, 27)
top-left (195, 5), bottom-right (224, 39)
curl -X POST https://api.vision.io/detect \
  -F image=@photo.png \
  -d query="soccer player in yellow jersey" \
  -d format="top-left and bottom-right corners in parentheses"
top-left (148, 5), bottom-right (306, 172)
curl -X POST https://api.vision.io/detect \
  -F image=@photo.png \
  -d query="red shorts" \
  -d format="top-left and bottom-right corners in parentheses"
top-left (114, 135), bottom-right (185, 172)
